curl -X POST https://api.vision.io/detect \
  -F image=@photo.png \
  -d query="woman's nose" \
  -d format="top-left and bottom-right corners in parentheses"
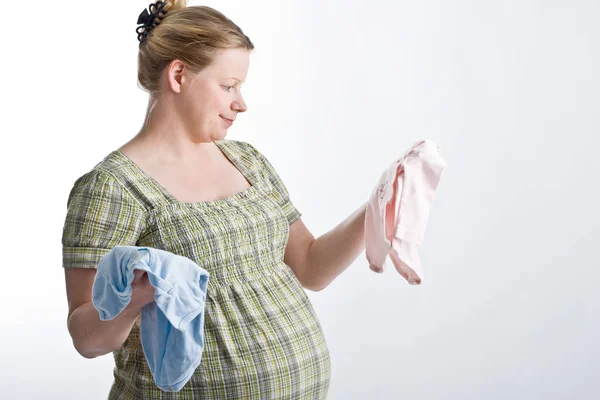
top-left (232, 94), bottom-right (247, 113)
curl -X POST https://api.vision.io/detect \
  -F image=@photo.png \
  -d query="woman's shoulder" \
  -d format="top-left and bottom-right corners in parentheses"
top-left (216, 138), bottom-right (261, 157)
top-left (66, 151), bottom-right (145, 206)
top-left (72, 151), bottom-right (131, 184)
top-left (216, 139), bottom-right (267, 170)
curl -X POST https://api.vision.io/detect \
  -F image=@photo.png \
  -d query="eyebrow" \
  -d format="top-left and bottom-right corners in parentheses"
top-left (228, 77), bottom-right (242, 83)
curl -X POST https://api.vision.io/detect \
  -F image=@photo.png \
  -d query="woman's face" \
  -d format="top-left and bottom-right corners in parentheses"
top-left (173, 47), bottom-right (250, 142)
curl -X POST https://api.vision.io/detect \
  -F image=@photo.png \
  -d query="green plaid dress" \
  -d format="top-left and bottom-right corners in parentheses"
top-left (62, 139), bottom-right (331, 399)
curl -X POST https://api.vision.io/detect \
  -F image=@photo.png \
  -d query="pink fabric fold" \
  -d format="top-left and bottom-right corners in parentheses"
top-left (365, 140), bottom-right (447, 285)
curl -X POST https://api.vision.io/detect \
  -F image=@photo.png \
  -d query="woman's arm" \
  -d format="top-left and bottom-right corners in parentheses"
top-left (65, 268), bottom-right (155, 358)
top-left (284, 202), bottom-right (367, 291)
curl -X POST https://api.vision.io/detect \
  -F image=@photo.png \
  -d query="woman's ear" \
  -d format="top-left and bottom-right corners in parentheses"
top-left (165, 59), bottom-right (187, 94)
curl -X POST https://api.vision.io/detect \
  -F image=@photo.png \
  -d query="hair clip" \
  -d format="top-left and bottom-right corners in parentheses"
top-left (136, 1), bottom-right (168, 43)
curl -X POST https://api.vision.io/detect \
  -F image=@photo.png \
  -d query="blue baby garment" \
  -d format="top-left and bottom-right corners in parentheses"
top-left (92, 245), bottom-right (210, 392)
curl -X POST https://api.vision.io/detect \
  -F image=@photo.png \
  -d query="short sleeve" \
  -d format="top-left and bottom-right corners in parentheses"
top-left (246, 142), bottom-right (302, 225)
top-left (61, 170), bottom-right (146, 269)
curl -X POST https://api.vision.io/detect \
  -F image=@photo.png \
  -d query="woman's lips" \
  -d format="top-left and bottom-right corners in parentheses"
top-left (220, 116), bottom-right (234, 126)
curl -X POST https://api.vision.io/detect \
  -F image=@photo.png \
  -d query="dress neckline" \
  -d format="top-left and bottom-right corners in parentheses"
top-left (111, 140), bottom-right (260, 207)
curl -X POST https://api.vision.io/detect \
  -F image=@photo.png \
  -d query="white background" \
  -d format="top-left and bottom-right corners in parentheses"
top-left (2, 0), bottom-right (599, 399)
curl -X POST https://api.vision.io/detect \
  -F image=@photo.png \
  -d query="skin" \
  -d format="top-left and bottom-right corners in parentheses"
top-left (65, 48), bottom-right (367, 359)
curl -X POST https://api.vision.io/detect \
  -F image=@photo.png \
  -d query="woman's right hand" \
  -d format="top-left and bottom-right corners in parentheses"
top-left (127, 270), bottom-right (156, 312)
top-left (66, 268), bottom-right (157, 358)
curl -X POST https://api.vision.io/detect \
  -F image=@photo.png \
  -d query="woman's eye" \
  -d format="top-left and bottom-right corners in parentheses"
top-left (222, 85), bottom-right (234, 92)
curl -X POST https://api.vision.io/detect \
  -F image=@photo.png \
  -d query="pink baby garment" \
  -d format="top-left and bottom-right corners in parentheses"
top-left (364, 140), bottom-right (446, 285)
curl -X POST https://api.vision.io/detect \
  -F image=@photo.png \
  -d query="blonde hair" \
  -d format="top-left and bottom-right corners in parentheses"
top-left (137, 0), bottom-right (254, 96)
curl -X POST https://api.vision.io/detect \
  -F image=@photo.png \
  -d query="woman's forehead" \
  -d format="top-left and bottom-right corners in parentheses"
top-left (207, 48), bottom-right (250, 76)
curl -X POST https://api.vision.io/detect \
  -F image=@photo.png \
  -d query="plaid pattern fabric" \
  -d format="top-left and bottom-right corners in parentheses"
top-left (62, 140), bottom-right (331, 399)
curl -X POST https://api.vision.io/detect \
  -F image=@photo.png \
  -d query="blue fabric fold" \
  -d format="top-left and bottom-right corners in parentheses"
top-left (92, 245), bottom-right (210, 392)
